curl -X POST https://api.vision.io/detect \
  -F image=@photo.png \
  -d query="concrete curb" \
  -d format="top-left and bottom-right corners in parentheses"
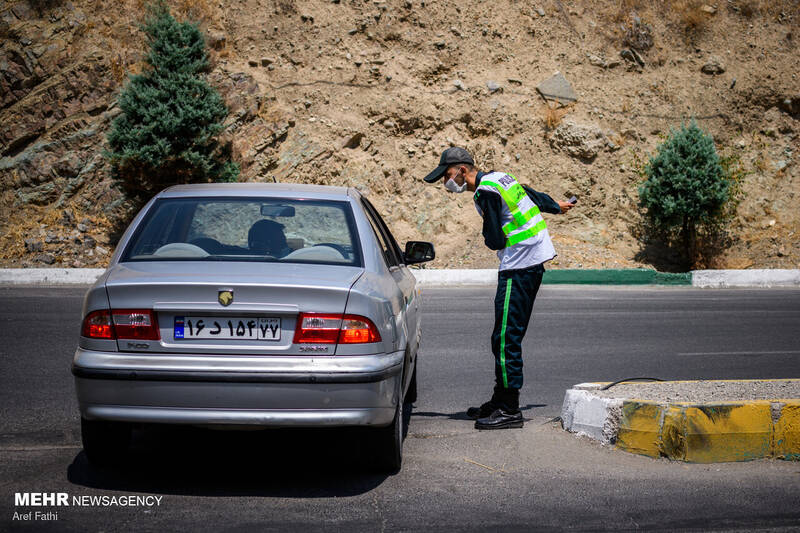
top-left (0, 268), bottom-right (799, 287)
top-left (413, 268), bottom-right (693, 286)
top-left (0, 268), bottom-right (105, 285)
top-left (561, 381), bottom-right (800, 463)
top-left (545, 269), bottom-right (691, 285)
top-left (692, 269), bottom-right (800, 288)
top-left (411, 269), bottom-right (497, 286)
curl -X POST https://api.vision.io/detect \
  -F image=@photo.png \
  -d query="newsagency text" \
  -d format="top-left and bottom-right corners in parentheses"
top-left (15, 493), bottom-right (163, 507)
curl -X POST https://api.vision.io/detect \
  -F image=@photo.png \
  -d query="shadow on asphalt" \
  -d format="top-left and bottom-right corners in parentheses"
top-left (67, 403), bottom-right (414, 497)
top-left (411, 403), bottom-right (547, 421)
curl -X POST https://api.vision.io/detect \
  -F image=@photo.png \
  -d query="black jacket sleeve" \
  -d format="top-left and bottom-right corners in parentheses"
top-left (474, 184), bottom-right (562, 251)
top-left (522, 185), bottom-right (562, 214)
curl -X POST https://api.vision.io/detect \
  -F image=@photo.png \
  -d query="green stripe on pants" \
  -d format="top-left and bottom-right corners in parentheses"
top-left (500, 278), bottom-right (512, 388)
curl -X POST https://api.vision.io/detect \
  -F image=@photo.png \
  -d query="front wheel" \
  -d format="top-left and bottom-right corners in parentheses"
top-left (371, 400), bottom-right (403, 473)
top-left (81, 417), bottom-right (131, 466)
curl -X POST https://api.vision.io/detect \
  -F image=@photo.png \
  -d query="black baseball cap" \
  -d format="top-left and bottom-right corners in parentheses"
top-left (423, 147), bottom-right (475, 183)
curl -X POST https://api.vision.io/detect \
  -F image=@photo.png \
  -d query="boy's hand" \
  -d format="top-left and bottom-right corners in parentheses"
top-left (558, 201), bottom-right (575, 213)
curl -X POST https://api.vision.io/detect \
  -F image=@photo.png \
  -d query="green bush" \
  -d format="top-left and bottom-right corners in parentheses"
top-left (106, 1), bottom-right (238, 194)
top-left (638, 120), bottom-right (742, 268)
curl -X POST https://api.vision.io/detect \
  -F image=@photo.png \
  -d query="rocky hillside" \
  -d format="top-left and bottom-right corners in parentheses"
top-left (1, 0), bottom-right (798, 270)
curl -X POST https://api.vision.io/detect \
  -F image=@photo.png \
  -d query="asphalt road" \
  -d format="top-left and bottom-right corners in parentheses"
top-left (1, 286), bottom-right (799, 532)
top-left (420, 286), bottom-right (800, 418)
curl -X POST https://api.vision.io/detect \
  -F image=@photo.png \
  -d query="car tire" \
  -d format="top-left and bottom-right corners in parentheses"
top-left (371, 399), bottom-right (403, 474)
top-left (405, 365), bottom-right (417, 404)
top-left (81, 417), bottom-right (131, 466)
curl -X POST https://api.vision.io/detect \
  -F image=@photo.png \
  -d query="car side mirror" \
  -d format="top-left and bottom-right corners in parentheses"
top-left (404, 241), bottom-right (435, 264)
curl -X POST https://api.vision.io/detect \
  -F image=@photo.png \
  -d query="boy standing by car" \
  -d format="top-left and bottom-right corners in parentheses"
top-left (423, 147), bottom-right (575, 430)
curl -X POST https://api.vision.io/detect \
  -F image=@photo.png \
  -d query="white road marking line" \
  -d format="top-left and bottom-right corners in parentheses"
top-left (1, 445), bottom-right (82, 451)
top-left (678, 350), bottom-right (800, 356)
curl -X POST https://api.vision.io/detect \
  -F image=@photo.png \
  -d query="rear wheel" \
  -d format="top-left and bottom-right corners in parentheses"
top-left (372, 400), bottom-right (403, 473)
top-left (405, 365), bottom-right (418, 404)
top-left (81, 417), bottom-right (131, 466)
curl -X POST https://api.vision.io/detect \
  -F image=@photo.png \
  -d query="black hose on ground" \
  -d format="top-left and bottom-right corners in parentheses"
top-left (600, 377), bottom-right (664, 391)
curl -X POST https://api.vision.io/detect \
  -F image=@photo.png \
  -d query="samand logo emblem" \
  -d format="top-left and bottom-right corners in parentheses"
top-left (127, 342), bottom-right (149, 350)
top-left (299, 346), bottom-right (329, 353)
top-left (218, 290), bottom-right (234, 306)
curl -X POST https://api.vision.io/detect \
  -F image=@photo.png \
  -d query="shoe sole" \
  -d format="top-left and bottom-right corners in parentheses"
top-left (474, 420), bottom-right (524, 430)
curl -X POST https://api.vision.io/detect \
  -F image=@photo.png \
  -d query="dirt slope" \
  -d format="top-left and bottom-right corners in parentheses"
top-left (1, 0), bottom-right (798, 270)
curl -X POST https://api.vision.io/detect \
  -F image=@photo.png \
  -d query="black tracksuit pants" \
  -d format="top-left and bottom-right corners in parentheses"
top-left (490, 264), bottom-right (545, 408)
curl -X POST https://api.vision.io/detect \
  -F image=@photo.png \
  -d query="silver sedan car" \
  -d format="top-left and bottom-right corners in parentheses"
top-left (73, 183), bottom-right (434, 472)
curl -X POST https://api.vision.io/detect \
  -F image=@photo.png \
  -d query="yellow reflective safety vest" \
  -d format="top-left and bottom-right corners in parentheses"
top-left (474, 172), bottom-right (556, 271)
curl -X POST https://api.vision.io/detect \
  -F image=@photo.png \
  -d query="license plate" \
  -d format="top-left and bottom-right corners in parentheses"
top-left (174, 316), bottom-right (281, 341)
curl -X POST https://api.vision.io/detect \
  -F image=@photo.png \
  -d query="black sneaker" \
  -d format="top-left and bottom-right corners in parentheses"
top-left (474, 407), bottom-right (524, 430)
top-left (466, 400), bottom-right (500, 420)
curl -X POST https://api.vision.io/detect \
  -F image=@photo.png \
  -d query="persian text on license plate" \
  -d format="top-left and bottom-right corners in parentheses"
top-left (174, 316), bottom-right (281, 341)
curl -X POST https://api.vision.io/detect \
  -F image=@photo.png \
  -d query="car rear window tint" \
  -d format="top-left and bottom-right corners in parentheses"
top-left (121, 197), bottom-right (362, 266)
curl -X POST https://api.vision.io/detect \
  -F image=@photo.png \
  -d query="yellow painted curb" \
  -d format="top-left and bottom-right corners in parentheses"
top-left (773, 400), bottom-right (800, 460)
top-left (613, 398), bottom-right (800, 463)
top-left (616, 402), bottom-right (662, 458)
top-left (660, 406), bottom-right (687, 461)
top-left (683, 404), bottom-right (772, 463)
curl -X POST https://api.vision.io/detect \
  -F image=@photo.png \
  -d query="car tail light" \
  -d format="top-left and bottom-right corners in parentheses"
top-left (293, 313), bottom-right (381, 345)
top-left (113, 309), bottom-right (160, 340)
top-left (81, 309), bottom-right (160, 340)
top-left (82, 310), bottom-right (114, 339)
top-left (339, 316), bottom-right (381, 344)
top-left (293, 314), bottom-right (341, 344)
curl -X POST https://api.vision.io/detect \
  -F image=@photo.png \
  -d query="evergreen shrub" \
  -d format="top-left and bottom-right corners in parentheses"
top-left (106, 1), bottom-right (238, 194)
top-left (638, 120), bottom-right (743, 268)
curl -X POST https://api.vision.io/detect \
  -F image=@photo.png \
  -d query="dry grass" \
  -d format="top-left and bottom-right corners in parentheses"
top-left (622, 13), bottom-right (654, 50)
top-left (0, 195), bottom-right (111, 262)
top-left (733, 0), bottom-right (783, 18)
top-left (596, 0), bottom-right (797, 46)
top-left (738, 0), bottom-right (763, 18)
top-left (602, 0), bottom-right (799, 32)
top-left (542, 103), bottom-right (572, 130)
top-left (109, 55), bottom-right (127, 83)
top-left (116, 0), bottom-right (222, 32)
top-left (609, 0), bottom-right (652, 23)
top-left (174, 0), bottom-right (220, 25)
top-left (609, 132), bottom-right (628, 148)
top-left (670, 0), bottom-right (714, 32)
top-left (733, 0), bottom-right (800, 25)
top-left (0, 202), bottom-right (58, 261)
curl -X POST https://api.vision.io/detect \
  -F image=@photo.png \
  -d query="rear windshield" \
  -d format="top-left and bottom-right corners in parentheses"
top-left (121, 197), bottom-right (362, 266)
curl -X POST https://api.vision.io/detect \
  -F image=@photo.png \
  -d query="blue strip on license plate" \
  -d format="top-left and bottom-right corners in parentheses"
top-left (174, 316), bottom-right (185, 339)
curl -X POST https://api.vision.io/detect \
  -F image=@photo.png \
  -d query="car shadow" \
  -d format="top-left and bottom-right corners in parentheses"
top-left (410, 403), bottom-right (547, 421)
top-left (67, 402), bottom-right (415, 497)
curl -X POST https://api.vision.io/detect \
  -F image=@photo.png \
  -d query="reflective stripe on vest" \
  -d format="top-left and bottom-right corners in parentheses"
top-left (477, 174), bottom-right (547, 248)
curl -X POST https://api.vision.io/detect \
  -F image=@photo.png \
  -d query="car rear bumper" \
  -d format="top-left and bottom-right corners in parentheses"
top-left (73, 348), bottom-right (403, 428)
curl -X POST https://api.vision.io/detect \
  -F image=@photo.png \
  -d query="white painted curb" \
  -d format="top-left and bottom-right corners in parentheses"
top-left (560, 383), bottom-right (622, 444)
top-left (0, 268), bottom-right (105, 285)
top-left (692, 269), bottom-right (800, 288)
top-left (411, 269), bottom-right (496, 286)
top-left (0, 268), bottom-right (799, 287)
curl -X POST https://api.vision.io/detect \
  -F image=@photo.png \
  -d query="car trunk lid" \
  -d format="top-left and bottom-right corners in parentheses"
top-left (105, 262), bottom-right (364, 355)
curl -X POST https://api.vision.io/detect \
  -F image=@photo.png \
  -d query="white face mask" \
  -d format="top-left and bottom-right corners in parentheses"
top-left (444, 174), bottom-right (467, 193)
